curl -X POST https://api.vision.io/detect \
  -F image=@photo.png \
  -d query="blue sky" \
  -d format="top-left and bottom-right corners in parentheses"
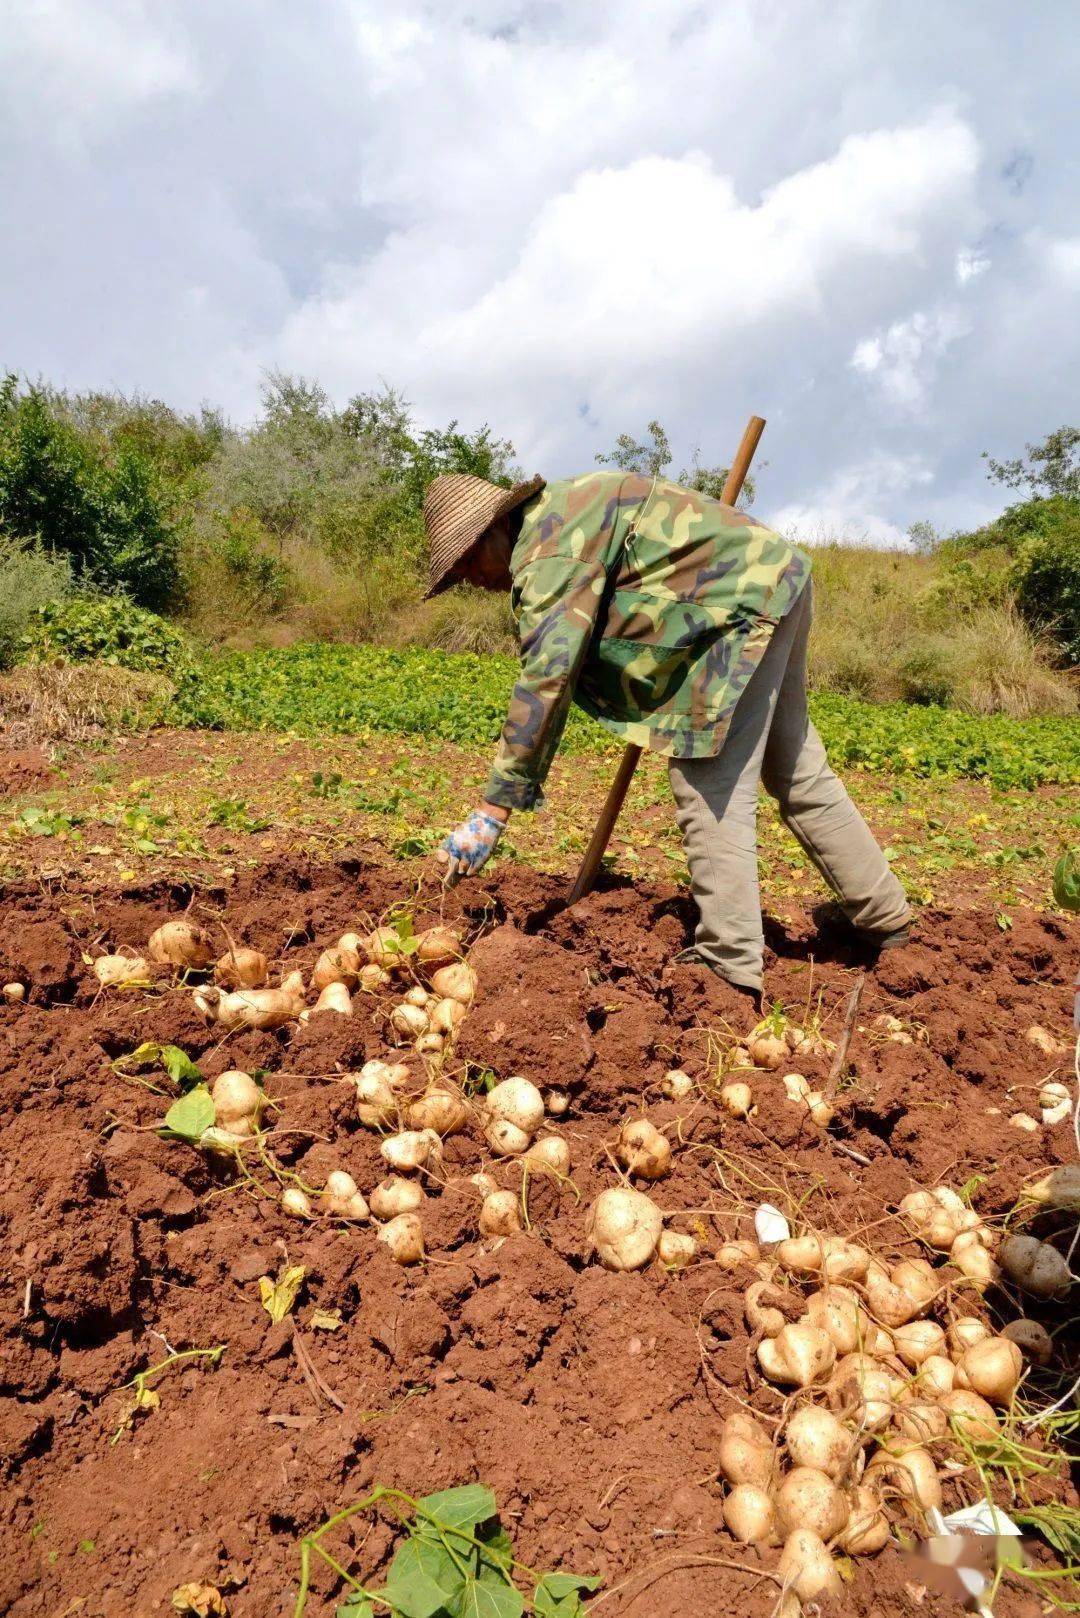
top-left (2, 0), bottom-right (1077, 543)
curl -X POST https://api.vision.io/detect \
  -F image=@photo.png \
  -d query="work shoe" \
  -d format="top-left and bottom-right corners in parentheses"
top-left (672, 947), bottom-right (763, 1010)
top-left (811, 902), bottom-right (911, 951)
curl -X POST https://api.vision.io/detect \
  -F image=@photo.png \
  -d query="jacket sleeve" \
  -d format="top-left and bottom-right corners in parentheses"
top-left (483, 553), bottom-right (605, 810)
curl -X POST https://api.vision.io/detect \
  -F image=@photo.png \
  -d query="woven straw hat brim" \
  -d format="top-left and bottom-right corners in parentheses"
top-left (423, 473), bottom-right (545, 599)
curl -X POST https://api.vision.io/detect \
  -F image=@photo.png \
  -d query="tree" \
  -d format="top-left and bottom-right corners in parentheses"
top-left (595, 419), bottom-right (672, 477)
top-left (596, 419), bottom-right (756, 504)
top-left (983, 426), bottom-right (1079, 500)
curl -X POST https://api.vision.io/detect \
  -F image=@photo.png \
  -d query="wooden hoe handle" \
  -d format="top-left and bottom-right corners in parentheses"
top-left (566, 414), bottom-right (767, 907)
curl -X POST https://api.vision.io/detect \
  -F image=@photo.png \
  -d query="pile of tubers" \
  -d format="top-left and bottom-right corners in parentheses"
top-left (713, 1180), bottom-right (1069, 1604)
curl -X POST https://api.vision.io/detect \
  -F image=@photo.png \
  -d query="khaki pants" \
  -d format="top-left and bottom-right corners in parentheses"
top-left (668, 583), bottom-right (910, 992)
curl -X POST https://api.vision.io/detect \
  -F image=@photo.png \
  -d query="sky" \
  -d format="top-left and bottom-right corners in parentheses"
top-left (2, 0), bottom-right (1077, 545)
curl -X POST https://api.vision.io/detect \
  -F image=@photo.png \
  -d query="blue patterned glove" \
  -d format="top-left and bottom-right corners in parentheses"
top-left (439, 809), bottom-right (505, 881)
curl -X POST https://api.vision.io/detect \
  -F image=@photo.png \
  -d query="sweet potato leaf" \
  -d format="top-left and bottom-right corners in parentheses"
top-left (162, 1084), bottom-right (214, 1144)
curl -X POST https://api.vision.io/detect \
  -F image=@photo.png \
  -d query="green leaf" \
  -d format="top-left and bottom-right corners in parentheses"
top-left (533, 1573), bottom-right (602, 1618)
top-left (475, 1522), bottom-right (514, 1570)
top-left (415, 1485), bottom-right (498, 1533)
top-left (448, 1578), bottom-right (522, 1618)
top-left (258, 1264), bottom-right (306, 1324)
top-left (1053, 848), bottom-right (1080, 911)
top-left (162, 1083), bottom-right (215, 1144)
top-left (336, 1595), bottom-right (375, 1618)
top-left (160, 1045), bottom-right (203, 1089)
top-left (383, 1536), bottom-right (462, 1616)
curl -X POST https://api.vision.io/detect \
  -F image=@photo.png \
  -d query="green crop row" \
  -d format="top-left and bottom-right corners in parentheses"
top-left (171, 642), bottom-right (1080, 790)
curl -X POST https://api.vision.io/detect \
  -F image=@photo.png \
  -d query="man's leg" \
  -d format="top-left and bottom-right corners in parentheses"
top-left (668, 601), bottom-right (807, 994)
top-left (761, 583), bottom-right (911, 937)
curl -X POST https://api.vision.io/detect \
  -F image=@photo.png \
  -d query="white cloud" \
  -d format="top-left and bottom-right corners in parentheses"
top-left (0, 0), bottom-right (197, 140)
top-left (773, 454), bottom-right (934, 548)
top-left (955, 248), bottom-right (990, 283)
top-left (0, 0), bottom-right (1077, 541)
top-left (850, 307), bottom-right (971, 407)
top-left (275, 111), bottom-right (980, 465)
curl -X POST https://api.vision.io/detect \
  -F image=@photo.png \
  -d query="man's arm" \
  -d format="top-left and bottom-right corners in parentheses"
top-left (483, 553), bottom-right (604, 811)
top-left (438, 554), bottom-right (603, 880)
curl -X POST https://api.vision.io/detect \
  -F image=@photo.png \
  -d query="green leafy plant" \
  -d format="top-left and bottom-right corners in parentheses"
top-left (294, 1484), bottom-right (599, 1618)
top-left (20, 596), bottom-right (191, 673)
top-left (207, 796), bottom-right (272, 833)
top-left (162, 1083), bottom-right (215, 1144)
top-left (1053, 849), bottom-right (1080, 911)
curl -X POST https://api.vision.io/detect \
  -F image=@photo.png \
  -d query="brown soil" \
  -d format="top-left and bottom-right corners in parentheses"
top-left (0, 856), bottom-right (1076, 1618)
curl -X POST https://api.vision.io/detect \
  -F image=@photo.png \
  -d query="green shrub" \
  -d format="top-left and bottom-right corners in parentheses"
top-left (20, 596), bottom-right (191, 673)
top-left (895, 639), bottom-right (954, 706)
top-left (0, 375), bottom-right (184, 608)
top-left (169, 641), bottom-right (1080, 788)
top-left (0, 534), bottom-right (73, 670)
top-left (1011, 506), bottom-right (1080, 665)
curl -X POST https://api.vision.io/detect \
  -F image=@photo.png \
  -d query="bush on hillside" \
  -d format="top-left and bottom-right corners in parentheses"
top-left (0, 533), bottom-right (73, 670)
top-left (946, 496), bottom-right (1080, 666)
top-left (1013, 515), bottom-right (1080, 665)
top-left (20, 596), bottom-right (191, 674)
top-left (0, 376), bottom-right (184, 608)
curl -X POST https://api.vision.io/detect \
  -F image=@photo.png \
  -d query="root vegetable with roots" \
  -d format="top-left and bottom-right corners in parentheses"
top-left (214, 946), bottom-right (269, 990)
top-left (148, 920), bottom-right (214, 969)
top-left (378, 1212), bottom-right (424, 1264)
top-left (369, 1177), bottom-right (424, 1220)
top-left (93, 953), bottom-right (150, 987)
top-left (615, 1117), bottom-right (672, 1181)
top-left (194, 971), bottom-right (306, 1032)
top-left (210, 1070), bottom-right (263, 1138)
top-left (586, 1187), bottom-right (662, 1271)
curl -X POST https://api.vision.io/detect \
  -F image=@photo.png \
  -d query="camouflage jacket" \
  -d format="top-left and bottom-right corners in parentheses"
top-left (484, 471), bottom-right (811, 810)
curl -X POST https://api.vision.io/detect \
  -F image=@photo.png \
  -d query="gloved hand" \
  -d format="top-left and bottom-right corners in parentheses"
top-left (438, 808), bottom-right (506, 881)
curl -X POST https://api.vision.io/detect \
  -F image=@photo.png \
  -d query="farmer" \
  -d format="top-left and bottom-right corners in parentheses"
top-left (422, 469), bottom-right (910, 1000)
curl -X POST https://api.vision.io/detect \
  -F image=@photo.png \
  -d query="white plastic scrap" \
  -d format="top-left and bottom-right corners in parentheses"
top-left (925, 1504), bottom-right (1022, 1616)
top-left (754, 1203), bottom-right (790, 1248)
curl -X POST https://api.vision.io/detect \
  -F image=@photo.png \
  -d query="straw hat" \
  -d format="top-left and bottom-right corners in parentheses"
top-left (422, 472), bottom-right (545, 599)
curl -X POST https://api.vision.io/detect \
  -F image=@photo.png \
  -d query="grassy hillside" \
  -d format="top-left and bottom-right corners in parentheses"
top-left (1, 371), bottom-right (1077, 718)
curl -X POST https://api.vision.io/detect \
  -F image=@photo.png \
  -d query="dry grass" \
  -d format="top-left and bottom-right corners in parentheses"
top-left (0, 662), bottom-right (175, 745)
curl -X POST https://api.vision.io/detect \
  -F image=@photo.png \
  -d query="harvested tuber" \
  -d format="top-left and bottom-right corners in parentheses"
top-left (210, 1070), bottom-right (263, 1138)
top-left (939, 1389), bottom-right (1000, 1442)
top-left (523, 1135), bottom-right (571, 1177)
top-left (194, 971), bottom-right (305, 1032)
top-left (407, 1087), bottom-right (469, 1137)
top-left (775, 1466), bottom-right (849, 1540)
top-left (720, 1081), bottom-right (754, 1118)
top-left (716, 1239), bottom-right (760, 1272)
top-left (839, 1484), bottom-right (890, 1555)
top-left (661, 1068), bottom-right (693, 1099)
top-left (745, 1281), bottom-right (787, 1338)
top-left (892, 1320), bottom-right (946, 1368)
top-left (723, 1484), bottom-right (776, 1546)
top-left (615, 1117), bottom-right (672, 1180)
top-left (956, 1336), bottom-right (1022, 1405)
top-left (381, 1129), bottom-right (441, 1174)
top-left (1001, 1318), bottom-right (1053, 1366)
top-left (429, 997), bottom-right (466, 1037)
top-left (148, 920), bottom-right (213, 969)
top-left (486, 1076), bottom-right (545, 1135)
top-left (214, 945), bottom-right (268, 990)
top-left (378, 1212), bottom-right (424, 1264)
top-left (1028, 1165), bottom-right (1080, 1213)
top-left (784, 1406), bottom-right (853, 1480)
top-left (430, 962), bottom-right (476, 1005)
top-left (479, 1189), bottom-right (522, 1237)
top-left (586, 1187), bottom-right (662, 1271)
top-left (311, 947), bottom-right (358, 992)
top-left (748, 1033), bottom-right (787, 1070)
top-left (323, 1170), bottom-right (369, 1220)
top-left (369, 1176), bottom-right (424, 1220)
top-left (93, 953), bottom-right (150, 987)
top-left (777, 1529), bottom-right (841, 1602)
top-left (354, 1069), bottom-right (398, 1128)
top-left (758, 1322), bottom-right (836, 1388)
top-left (717, 1412), bottom-right (775, 1488)
top-left (658, 1230), bottom-right (697, 1269)
top-left (281, 1187), bottom-right (312, 1219)
top-left (302, 982), bottom-right (353, 1019)
top-left (2, 981), bottom-right (25, 1003)
top-left (391, 1003), bottom-right (429, 1041)
top-left (947, 1316), bottom-right (991, 1357)
top-left (867, 1445), bottom-right (941, 1514)
top-left (416, 925), bottom-right (461, 968)
top-left (1000, 1234), bottom-right (1071, 1299)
